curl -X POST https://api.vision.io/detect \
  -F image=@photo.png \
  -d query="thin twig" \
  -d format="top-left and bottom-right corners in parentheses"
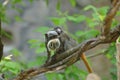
top-left (87, 49), bottom-right (108, 58)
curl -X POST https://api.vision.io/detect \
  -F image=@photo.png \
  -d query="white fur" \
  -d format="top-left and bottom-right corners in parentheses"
top-left (47, 38), bottom-right (60, 51)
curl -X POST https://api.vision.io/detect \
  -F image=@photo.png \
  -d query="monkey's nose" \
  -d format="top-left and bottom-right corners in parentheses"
top-left (49, 41), bottom-right (60, 50)
top-left (49, 42), bottom-right (56, 50)
top-left (47, 38), bottom-right (60, 51)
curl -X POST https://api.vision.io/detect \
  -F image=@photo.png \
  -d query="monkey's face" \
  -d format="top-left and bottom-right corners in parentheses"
top-left (46, 30), bottom-right (61, 51)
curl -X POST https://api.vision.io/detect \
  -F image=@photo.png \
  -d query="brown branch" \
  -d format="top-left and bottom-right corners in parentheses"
top-left (14, 25), bottom-right (120, 80)
top-left (102, 0), bottom-right (120, 36)
top-left (14, 0), bottom-right (120, 80)
top-left (111, 0), bottom-right (119, 7)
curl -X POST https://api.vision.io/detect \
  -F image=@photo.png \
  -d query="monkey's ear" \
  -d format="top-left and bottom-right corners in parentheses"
top-left (45, 33), bottom-right (48, 41)
top-left (45, 33), bottom-right (48, 37)
top-left (54, 27), bottom-right (63, 35)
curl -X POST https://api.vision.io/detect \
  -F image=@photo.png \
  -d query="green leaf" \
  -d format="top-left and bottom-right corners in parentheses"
top-left (28, 40), bottom-right (40, 48)
top-left (117, 11), bottom-right (120, 16)
top-left (67, 15), bottom-right (86, 23)
top-left (56, 0), bottom-right (61, 10)
top-left (36, 43), bottom-right (46, 53)
top-left (69, 73), bottom-right (79, 80)
top-left (1, 67), bottom-right (7, 72)
top-left (3, 61), bottom-right (21, 74)
top-left (88, 21), bottom-right (99, 28)
top-left (84, 5), bottom-right (100, 19)
top-left (46, 72), bottom-right (56, 80)
top-left (67, 16), bottom-right (77, 21)
top-left (35, 47), bottom-right (45, 53)
top-left (35, 27), bottom-right (49, 34)
top-left (75, 29), bottom-right (99, 39)
top-left (75, 31), bottom-right (84, 37)
top-left (70, 0), bottom-right (76, 7)
top-left (1, 30), bottom-right (12, 40)
top-left (28, 39), bottom-right (46, 54)
top-left (10, 49), bottom-right (21, 56)
top-left (85, 29), bottom-right (99, 38)
top-left (0, 61), bottom-right (6, 67)
top-left (12, 0), bottom-right (22, 4)
top-left (98, 6), bottom-right (108, 15)
top-left (50, 17), bottom-right (66, 25)
top-left (106, 42), bottom-right (116, 60)
top-left (4, 55), bottom-right (13, 60)
top-left (76, 15), bottom-right (86, 22)
top-left (57, 74), bottom-right (64, 80)
top-left (28, 39), bottom-right (39, 44)
top-left (84, 5), bottom-right (97, 12)
top-left (51, 17), bottom-right (60, 25)
top-left (27, 56), bottom-right (46, 68)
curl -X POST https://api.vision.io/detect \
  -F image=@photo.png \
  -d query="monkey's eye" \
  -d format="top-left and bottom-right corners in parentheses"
top-left (50, 35), bottom-right (58, 39)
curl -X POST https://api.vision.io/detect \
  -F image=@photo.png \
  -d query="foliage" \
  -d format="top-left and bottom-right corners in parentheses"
top-left (0, 0), bottom-right (119, 80)
top-left (0, 54), bottom-right (22, 79)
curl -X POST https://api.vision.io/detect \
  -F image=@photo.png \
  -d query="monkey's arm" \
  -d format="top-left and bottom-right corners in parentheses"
top-left (81, 53), bottom-right (93, 73)
top-left (46, 48), bottom-right (51, 63)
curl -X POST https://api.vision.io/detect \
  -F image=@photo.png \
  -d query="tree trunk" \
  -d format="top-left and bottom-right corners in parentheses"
top-left (0, 13), bottom-right (3, 61)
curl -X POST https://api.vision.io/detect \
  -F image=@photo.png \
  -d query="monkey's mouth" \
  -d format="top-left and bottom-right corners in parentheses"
top-left (47, 39), bottom-right (60, 51)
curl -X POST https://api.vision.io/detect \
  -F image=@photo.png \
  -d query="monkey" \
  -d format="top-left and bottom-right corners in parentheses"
top-left (45, 27), bottom-right (93, 73)
top-left (45, 27), bottom-right (77, 62)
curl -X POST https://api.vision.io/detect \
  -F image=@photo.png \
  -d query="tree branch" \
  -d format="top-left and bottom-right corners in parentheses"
top-left (102, 0), bottom-right (120, 36)
top-left (14, 25), bottom-right (120, 80)
top-left (87, 49), bottom-right (108, 58)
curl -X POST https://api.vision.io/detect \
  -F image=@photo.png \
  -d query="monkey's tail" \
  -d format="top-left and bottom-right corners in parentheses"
top-left (81, 53), bottom-right (93, 73)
